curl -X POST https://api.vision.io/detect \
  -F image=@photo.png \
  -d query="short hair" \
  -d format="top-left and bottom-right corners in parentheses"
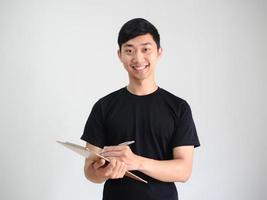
top-left (118, 18), bottom-right (160, 50)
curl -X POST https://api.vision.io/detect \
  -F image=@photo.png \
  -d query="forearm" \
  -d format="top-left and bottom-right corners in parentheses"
top-left (136, 156), bottom-right (192, 182)
top-left (100, 145), bottom-right (195, 182)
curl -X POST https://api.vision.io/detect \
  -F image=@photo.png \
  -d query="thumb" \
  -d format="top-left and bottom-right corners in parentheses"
top-left (93, 158), bottom-right (106, 170)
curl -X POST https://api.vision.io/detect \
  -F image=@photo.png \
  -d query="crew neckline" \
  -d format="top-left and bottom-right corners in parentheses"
top-left (124, 86), bottom-right (161, 98)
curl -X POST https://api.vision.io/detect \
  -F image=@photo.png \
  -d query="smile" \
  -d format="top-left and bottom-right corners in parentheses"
top-left (131, 64), bottom-right (149, 71)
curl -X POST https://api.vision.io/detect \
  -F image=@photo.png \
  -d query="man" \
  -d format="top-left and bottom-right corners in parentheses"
top-left (81, 18), bottom-right (200, 200)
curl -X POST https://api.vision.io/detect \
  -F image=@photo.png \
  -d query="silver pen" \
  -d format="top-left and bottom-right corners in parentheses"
top-left (99, 141), bottom-right (135, 154)
top-left (118, 141), bottom-right (135, 146)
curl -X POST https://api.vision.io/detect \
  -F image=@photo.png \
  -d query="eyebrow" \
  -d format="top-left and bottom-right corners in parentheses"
top-left (122, 42), bottom-right (153, 48)
top-left (140, 42), bottom-right (153, 46)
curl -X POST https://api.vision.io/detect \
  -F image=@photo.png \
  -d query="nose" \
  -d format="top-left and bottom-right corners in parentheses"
top-left (132, 51), bottom-right (144, 64)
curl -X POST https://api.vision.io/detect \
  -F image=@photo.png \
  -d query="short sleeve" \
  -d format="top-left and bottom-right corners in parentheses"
top-left (80, 100), bottom-right (106, 148)
top-left (172, 101), bottom-right (200, 148)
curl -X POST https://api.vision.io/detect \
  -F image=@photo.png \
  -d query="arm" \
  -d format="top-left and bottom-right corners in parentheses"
top-left (137, 146), bottom-right (194, 182)
top-left (100, 145), bottom-right (194, 182)
top-left (83, 143), bottom-right (127, 183)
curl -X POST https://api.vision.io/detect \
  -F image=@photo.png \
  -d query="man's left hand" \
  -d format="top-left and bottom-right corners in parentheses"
top-left (100, 145), bottom-right (140, 171)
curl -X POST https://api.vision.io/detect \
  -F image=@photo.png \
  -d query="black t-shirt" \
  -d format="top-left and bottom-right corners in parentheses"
top-left (81, 86), bottom-right (200, 200)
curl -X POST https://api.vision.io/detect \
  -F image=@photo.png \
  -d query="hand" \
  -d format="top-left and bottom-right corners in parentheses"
top-left (100, 146), bottom-right (140, 171)
top-left (92, 158), bottom-right (127, 180)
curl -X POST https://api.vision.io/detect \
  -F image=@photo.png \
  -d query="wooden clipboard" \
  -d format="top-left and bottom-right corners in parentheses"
top-left (57, 141), bottom-right (147, 183)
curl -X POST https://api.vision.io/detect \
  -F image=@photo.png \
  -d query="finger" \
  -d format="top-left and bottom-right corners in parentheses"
top-left (93, 158), bottom-right (106, 170)
top-left (117, 161), bottom-right (127, 178)
top-left (110, 159), bottom-right (121, 179)
top-left (101, 151), bottom-right (125, 158)
top-left (102, 145), bottom-right (128, 153)
top-left (104, 159), bottom-right (117, 178)
top-left (118, 162), bottom-right (127, 178)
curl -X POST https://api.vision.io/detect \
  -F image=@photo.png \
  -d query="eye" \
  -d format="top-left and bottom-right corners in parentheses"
top-left (143, 48), bottom-right (151, 53)
top-left (125, 49), bottom-right (133, 54)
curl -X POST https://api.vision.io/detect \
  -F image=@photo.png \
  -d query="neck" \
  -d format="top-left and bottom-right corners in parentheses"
top-left (127, 78), bottom-right (158, 96)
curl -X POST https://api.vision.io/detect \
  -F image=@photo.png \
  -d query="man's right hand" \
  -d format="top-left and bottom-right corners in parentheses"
top-left (92, 158), bottom-right (127, 180)
top-left (84, 142), bottom-right (128, 183)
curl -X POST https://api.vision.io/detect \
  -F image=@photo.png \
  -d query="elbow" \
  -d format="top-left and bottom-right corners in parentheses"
top-left (176, 169), bottom-right (192, 183)
top-left (179, 162), bottom-right (193, 183)
top-left (177, 173), bottom-right (191, 183)
top-left (180, 174), bottom-right (191, 183)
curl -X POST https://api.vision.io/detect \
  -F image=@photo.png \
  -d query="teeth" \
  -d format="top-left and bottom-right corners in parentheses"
top-left (132, 65), bottom-right (148, 70)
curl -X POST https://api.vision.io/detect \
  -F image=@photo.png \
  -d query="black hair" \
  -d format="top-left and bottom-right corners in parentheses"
top-left (118, 18), bottom-right (160, 50)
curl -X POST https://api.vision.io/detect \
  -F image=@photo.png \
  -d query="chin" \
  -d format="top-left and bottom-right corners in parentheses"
top-left (131, 73), bottom-right (152, 81)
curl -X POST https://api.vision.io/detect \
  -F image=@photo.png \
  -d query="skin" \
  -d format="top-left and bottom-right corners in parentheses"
top-left (84, 143), bottom-right (127, 183)
top-left (118, 33), bottom-right (162, 95)
top-left (84, 33), bottom-right (195, 183)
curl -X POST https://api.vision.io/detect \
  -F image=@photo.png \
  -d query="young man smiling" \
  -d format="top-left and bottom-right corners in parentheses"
top-left (81, 18), bottom-right (200, 200)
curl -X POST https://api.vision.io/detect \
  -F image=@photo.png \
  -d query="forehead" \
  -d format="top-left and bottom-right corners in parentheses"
top-left (122, 34), bottom-right (156, 48)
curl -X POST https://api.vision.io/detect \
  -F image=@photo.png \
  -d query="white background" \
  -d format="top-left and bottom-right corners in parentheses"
top-left (1, 0), bottom-right (266, 199)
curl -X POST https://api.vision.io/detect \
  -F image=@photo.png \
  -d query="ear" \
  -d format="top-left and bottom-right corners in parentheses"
top-left (117, 49), bottom-right (122, 61)
top-left (158, 47), bottom-right (163, 58)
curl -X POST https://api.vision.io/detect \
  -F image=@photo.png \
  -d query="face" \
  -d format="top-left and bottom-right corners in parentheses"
top-left (118, 34), bottom-right (162, 82)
